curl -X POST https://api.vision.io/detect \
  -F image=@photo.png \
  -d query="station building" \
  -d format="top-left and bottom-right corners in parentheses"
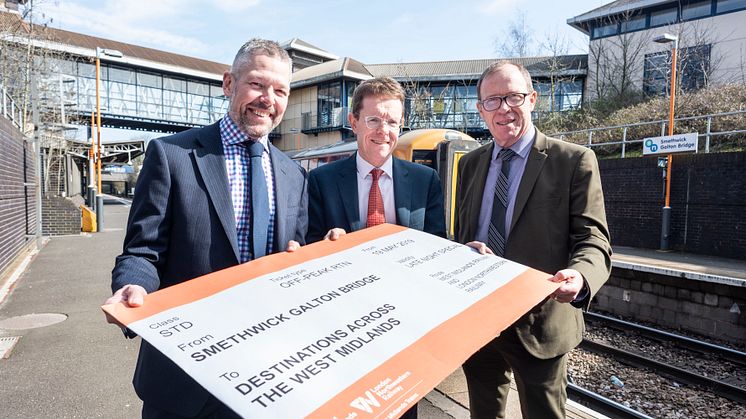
top-left (567, 0), bottom-right (746, 99)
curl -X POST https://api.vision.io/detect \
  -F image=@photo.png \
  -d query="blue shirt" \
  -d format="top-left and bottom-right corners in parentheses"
top-left (475, 126), bottom-right (535, 245)
top-left (219, 115), bottom-right (275, 262)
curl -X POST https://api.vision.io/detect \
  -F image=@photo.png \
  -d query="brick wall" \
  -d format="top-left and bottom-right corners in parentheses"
top-left (593, 268), bottom-right (746, 346)
top-left (0, 117), bottom-right (37, 275)
top-left (42, 196), bottom-right (81, 236)
top-left (599, 151), bottom-right (746, 259)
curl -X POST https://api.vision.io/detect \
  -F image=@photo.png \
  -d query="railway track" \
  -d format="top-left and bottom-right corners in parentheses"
top-left (566, 312), bottom-right (746, 418)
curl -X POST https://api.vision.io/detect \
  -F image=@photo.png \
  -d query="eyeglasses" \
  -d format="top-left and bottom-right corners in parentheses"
top-left (478, 93), bottom-right (529, 111)
top-left (364, 116), bottom-right (401, 130)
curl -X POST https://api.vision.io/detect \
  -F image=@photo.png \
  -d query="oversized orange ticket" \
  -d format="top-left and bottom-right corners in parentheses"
top-left (102, 224), bottom-right (558, 418)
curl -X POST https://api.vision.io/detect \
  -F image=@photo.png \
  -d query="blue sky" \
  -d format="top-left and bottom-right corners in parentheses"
top-left (33, 0), bottom-right (607, 64)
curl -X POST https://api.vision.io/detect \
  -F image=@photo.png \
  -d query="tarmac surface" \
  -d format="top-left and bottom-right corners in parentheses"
top-left (1, 199), bottom-right (744, 418)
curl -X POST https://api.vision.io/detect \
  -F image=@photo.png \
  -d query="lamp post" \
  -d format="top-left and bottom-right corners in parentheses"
top-left (94, 47), bottom-right (123, 195)
top-left (653, 33), bottom-right (678, 251)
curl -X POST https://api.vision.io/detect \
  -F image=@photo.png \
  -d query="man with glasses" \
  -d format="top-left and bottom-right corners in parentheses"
top-left (454, 61), bottom-right (611, 418)
top-left (306, 76), bottom-right (446, 244)
top-left (306, 76), bottom-right (447, 418)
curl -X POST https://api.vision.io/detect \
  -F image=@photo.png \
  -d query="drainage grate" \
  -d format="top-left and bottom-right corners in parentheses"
top-left (0, 336), bottom-right (20, 359)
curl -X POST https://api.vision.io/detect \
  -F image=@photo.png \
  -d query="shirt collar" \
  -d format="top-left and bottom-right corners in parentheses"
top-left (356, 153), bottom-right (393, 179)
top-left (220, 114), bottom-right (269, 151)
top-left (491, 125), bottom-right (535, 161)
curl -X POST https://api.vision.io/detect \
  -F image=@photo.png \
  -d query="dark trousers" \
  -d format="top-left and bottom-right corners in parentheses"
top-left (142, 396), bottom-right (241, 419)
top-left (400, 404), bottom-right (418, 419)
top-left (462, 329), bottom-right (567, 419)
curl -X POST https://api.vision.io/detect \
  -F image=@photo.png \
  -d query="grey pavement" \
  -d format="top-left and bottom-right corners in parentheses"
top-left (0, 202), bottom-right (140, 418)
top-left (2, 200), bottom-right (741, 418)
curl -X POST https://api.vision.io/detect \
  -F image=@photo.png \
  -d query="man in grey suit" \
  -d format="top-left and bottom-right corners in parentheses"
top-left (454, 62), bottom-right (611, 418)
top-left (306, 76), bottom-right (446, 243)
top-left (105, 39), bottom-right (307, 418)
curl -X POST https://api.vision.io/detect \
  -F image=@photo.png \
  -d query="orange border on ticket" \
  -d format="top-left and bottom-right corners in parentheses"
top-left (102, 223), bottom-right (408, 325)
top-left (308, 268), bottom-right (557, 418)
top-left (102, 224), bottom-right (559, 419)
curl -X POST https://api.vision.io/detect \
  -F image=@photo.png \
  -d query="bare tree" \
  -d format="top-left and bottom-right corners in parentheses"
top-left (587, 13), bottom-right (650, 104)
top-left (495, 10), bottom-right (534, 58)
top-left (1, 3), bottom-right (84, 196)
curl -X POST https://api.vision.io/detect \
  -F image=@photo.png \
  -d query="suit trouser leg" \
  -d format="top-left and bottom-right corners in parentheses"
top-left (462, 338), bottom-right (513, 419)
top-left (462, 330), bottom-right (567, 419)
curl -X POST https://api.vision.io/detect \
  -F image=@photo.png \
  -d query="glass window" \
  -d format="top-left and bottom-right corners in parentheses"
top-left (680, 44), bottom-right (711, 91)
top-left (137, 72), bottom-right (161, 88)
top-left (643, 52), bottom-right (671, 95)
top-left (109, 67), bottom-right (135, 84)
top-left (620, 15), bottom-right (646, 32)
top-left (650, 8), bottom-right (678, 26)
top-left (164, 77), bottom-right (186, 92)
top-left (592, 22), bottom-right (618, 38)
top-left (188, 81), bottom-right (209, 96)
top-left (78, 62), bottom-right (96, 78)
top-left (717, 0), bottom-right (746, 13)
top-left (682, 1), bottom-right (713, 19)
top-left (210, 85), bottom-right (225, 97)
top-left (317, 81), bottom-right (341, 127)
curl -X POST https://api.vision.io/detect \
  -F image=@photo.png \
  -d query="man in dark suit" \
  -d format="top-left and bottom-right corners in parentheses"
top-left (306, 76), bottom-right (446, 243)
top-left (306, 76), bottom-right (445, 419)
top-left (105, 39), bottom-right (307, 418)
top-left (454, 61), bottom-right (612, 418)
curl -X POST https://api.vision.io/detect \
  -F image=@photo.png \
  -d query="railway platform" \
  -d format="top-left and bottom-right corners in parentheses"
top-left (0, 198), bottom-right (743, 418)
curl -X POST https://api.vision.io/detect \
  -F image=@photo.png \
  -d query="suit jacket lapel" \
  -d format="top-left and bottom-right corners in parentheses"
top-left (511, 130), bottom-right (547, 232)
top-left (465, 143), bottom-right (494, 241)
top-left (270, 145), bottom-right (290, 249)
top-left (392, 158), bottom-right (411, 227)
top-left (192, 123), bottom-right (240, 262)
top-left (337, 154), bottom-right (363, 232)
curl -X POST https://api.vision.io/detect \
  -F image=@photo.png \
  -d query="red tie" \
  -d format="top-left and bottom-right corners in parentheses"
top-left (367, 168), bottom-right (385, 227)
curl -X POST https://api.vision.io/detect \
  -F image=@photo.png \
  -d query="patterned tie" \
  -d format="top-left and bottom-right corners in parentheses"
top-left (248, 141), bottom-right (269, 259)
top-left (488, 148), bottom-right (516, 257)
top-left (366, 168), bottom-right (385, 227)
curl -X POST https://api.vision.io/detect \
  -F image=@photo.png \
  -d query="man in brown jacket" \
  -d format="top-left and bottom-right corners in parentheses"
top-left (454, 61), bottom-right (611, 418)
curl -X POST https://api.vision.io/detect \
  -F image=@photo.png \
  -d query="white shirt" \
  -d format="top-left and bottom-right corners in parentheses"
top-left (356, 153), bottom-right (396, 225)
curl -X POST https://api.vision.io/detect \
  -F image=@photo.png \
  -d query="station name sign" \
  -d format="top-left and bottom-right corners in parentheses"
top-left (643, 132), bottom-right (698, 155)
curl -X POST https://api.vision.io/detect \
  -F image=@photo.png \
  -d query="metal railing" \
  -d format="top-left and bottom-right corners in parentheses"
top-left (550, 110), bottom-right (746, 157)
top-left (1, 84), bottom-right (25, 130)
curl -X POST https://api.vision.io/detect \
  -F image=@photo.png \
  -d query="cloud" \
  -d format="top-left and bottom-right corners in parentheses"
top-left (38, 0), bottom-right (211, 57)
top-left (479, 0), bottom-right (519, 15)
top-left (210, 0), bottom-right (261, 12)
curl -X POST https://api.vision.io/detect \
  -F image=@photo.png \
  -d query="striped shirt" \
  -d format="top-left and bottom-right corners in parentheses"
top-left (219, 115), bottom-right (275, 262)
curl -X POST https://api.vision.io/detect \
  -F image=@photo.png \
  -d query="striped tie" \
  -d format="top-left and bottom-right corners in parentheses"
top-left (487, 148), bottom-right (516, 257)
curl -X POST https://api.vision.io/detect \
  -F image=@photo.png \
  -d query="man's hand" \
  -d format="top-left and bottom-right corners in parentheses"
top-left (286, 240), bottom-right (301, 252)
top-left (465, 241), bottom-right (494, 255)
top-left (324, 228), bottom-right (347, 241)
top-left (104, 284), bottom-right (147, 325)
top-left (548, 269), bottom-right (585, 303)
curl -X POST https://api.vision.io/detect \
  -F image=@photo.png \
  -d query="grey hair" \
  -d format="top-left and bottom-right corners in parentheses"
top-left (476, 61), bottom-right (534, 100)
top-left (231, 38), bottom-right (292, 76)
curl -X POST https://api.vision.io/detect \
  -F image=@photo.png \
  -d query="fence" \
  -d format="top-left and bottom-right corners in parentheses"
top-left (1, 84), bottom-right (25, 130)
top-left (551, 110), bottom-right (746, 157)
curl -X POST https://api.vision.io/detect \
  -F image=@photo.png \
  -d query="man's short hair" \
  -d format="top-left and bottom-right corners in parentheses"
top-left (231, 38), bottom-right (292, 76)
top-left (351, 76), bottom-right (405, 118)
top-left (477, 61), bottom-right (534, 100)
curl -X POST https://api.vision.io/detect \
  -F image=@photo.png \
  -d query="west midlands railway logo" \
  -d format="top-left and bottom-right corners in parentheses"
top-left (644, 139), bottom-right (658, 152)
